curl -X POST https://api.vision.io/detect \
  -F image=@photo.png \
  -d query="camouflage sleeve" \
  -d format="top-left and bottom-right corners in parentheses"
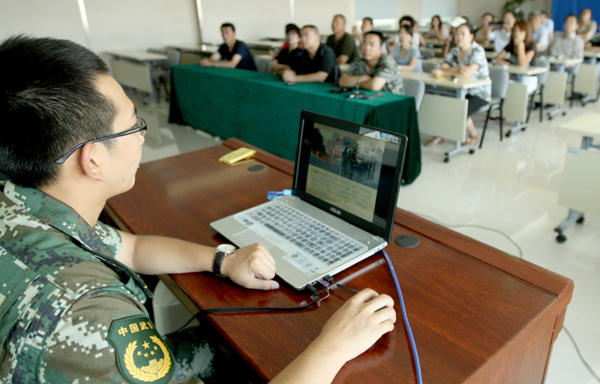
top-left (40, 290), bottom-right (201, 384)
top-left (372, 55), bottom-right (400, 85)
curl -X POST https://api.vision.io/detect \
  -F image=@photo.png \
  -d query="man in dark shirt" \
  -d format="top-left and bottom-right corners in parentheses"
top-left (199, 22), bottom-right (257, 70)
top-left (327, 14), bottom-right (359, 64)
top-left (283, 25), bottom-right (339, 84)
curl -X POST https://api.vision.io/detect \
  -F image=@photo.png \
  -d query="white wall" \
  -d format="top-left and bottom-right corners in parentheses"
top-left (0, 0), bottom-right (88, 47)
top-left (0, 0), bottom-right (554, 55)
top-left (456, 0), bottom-right (552, 24)
top-left (421, 0), bottom-right (455, 22)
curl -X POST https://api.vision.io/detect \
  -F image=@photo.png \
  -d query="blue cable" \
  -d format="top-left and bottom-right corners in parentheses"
top-left (382, 249), bottom-right (423, 384)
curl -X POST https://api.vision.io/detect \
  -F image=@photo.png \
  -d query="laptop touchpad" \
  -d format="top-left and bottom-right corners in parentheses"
top-left (234, 230), bottom-right (287, 258)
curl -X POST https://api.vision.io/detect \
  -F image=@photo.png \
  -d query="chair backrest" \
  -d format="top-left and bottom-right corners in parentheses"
top-left (421, 60), bottom-right (441, 73)
top-left (420, 48), bottom-right (436, 59)
top-left (488, 66), bottom-right (509, 99)
top-left (402, 78), bottom-right (425, 111)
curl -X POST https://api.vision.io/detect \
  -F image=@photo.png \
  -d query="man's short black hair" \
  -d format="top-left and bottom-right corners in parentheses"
top-left (285, 23), bottom-right (300, 33)
top-left (364, 30), bottom-right (384, 45)
top-left (333, 14), bottom-right (346, 23)
top-left (0, 35), bottom-right (116, 188)
top-left (399, 16), bottom-right (415, 33)
top-left (221, 22), bottom-right (235, 32)
top-left (566, 13), bottom-right (579, 23)
top-left (363, 17), bottom-right (374, 25)
top-left (302, 25), bottom-right (319, 34)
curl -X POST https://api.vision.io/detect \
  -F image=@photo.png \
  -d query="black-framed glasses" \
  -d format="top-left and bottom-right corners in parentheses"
top-left (54, 118), bottom-right (147, 164)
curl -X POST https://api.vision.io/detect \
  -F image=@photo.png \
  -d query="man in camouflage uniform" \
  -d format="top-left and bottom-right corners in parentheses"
top-left (338, 31), bottom-right (404, 95)
top-left (0, 35), bottom-right (396, 384)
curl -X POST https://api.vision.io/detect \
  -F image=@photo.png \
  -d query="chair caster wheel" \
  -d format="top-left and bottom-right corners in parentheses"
top-left (506, 131), bottom-right (511, 137)
top-left (562, 111), bottom-right (567, 116)
top-left (576, 216), bottom-right (585, 224)
top-left (444, 156), bottom-right (450, 163)
top-left (469, 149), bottom-right (475, 154)
top-left (556, 234), bottom-right (567, 243)
top-left (548, 116), bottom-right (553, 120)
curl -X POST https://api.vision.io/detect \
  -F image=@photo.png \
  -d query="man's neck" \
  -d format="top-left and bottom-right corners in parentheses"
top-left (226, 40), bottom-right (236, 50)
top-left (366, 56), bottom-right (380, 68)
top-left (334, 30), bottom-right (345, 40)
top-left (307, 43), bottom-right (320, 58)
top-left (39, 181), bottom-right (106, 228)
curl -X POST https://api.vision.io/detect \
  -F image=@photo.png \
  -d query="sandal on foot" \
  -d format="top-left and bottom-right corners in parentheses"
top-left (463, 136), bottom-right (478, 146)
top-left (425, 137), bottom-right (445, 146)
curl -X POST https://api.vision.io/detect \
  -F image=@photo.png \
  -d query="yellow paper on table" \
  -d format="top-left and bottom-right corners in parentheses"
top-left (219, 147), bottom-right (257, 165)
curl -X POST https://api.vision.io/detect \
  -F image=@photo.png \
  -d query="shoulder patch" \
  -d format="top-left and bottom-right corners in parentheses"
top-left (107, 315), bottom-right (174, 384)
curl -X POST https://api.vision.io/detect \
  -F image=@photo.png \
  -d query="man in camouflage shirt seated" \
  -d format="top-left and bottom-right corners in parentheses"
top-left (0, 35), bottom-right (396, 384)
top-left (338, 31), bottom-right (404, 95)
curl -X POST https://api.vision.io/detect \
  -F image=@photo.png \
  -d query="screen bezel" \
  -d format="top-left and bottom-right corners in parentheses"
top-left (293, 111), bottom-right (407, 243)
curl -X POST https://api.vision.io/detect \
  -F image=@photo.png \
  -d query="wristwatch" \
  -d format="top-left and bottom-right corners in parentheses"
top-left (213, 244), bottom-right (236, 277)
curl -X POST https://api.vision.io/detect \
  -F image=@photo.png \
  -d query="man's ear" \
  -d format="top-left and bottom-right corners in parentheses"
top-left (79, 142), bottom-right (105, 182)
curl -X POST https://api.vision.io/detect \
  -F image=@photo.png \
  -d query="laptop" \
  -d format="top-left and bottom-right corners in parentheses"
top-left (211, 111), bottom-right (408, 290)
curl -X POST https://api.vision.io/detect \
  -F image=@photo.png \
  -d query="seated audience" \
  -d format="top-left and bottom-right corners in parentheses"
top-left (268, 23), bottom-right (302, 57)
top-left (200, 22), bottom-right (257, 70)
top-left (327, 14), bottom-right (359, 64)
top-left (541, 10), bottom-right (554, 40)
top-left (429, 23), bottom-right (491, 147)
top-left (271, 25), bottom-right (302, 73)
top-left (495, 21), bottom-right (538, 93)
top-left (546, 14), bottom-right (584, 61)
top-left (339, 31), bottom-right (404, 95)
top-left (413, 19), bottom-right (428, 47)
top-left (577, 8), bottom-right (597, 44)
top-left (400, 16), bottom-right (420, 46)
top-left (353, 17), bottom-right (373, 47)
top-left (284, 25), bottom-right (339, 84)
top-left (475, 12), bottom-right (495, 44)
top-left (392, 25), bottom-right (423, 72)
top-left (492, 11), bottom-right (516, 54)
top-left (530, 12), bottom-right (549, 51)
top-left (428, 15), bottom-right (450, 41)
top-left (442, 17), bottom-right (466, 58)
top-left (496, 21), bottom-right (537, 66)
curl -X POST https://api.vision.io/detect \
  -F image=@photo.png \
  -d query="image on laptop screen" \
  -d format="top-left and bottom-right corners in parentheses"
top-left (294, 112), bottom-right (407, 242)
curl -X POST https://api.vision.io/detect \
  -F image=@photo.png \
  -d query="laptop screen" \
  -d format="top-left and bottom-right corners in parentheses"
top-left (294, 111), bottom-right (407, 242)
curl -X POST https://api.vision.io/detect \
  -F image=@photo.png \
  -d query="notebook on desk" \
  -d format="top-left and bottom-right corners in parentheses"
top-left (210, 111), bottom-right (408, 290)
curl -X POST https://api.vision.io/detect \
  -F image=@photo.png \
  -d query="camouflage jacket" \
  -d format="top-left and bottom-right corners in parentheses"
top-left (348, 54), bottom-right (405, 95)
top-left (0, 181), bottom-right (199, 384)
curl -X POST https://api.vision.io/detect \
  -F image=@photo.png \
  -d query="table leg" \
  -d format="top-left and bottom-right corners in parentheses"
top-left (444, 141), bottom-right (476, 163)
top-left (554, 209), bottom-right (584, 243)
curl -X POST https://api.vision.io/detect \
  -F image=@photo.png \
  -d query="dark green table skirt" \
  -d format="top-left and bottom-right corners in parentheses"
top-left (169, 66), bottom-right (421, 184)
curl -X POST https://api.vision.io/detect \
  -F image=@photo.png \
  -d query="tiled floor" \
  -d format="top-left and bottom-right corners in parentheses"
top-left (135, 89), bottom-right (600, 383)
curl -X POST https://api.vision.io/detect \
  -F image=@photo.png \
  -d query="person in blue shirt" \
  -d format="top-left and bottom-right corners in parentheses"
top-left (200, 23), bottom-right (257, 70)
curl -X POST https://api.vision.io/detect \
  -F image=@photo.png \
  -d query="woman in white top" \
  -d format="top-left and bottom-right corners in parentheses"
top-left (428, 15), bottom-right (449, 41)
top-left (392, 25), bottom-right (423, 72)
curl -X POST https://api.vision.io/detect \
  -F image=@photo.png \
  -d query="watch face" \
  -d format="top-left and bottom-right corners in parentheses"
top-left (217, 244), bottom-right (236, 254)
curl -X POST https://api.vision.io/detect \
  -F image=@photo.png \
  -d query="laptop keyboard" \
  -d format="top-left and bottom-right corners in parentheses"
top-left (245, 203), bottom-right (366, 266)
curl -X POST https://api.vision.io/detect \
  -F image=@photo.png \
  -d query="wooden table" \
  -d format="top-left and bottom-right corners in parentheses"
top-left (400, 71), bottom-right (491, 99)
top-left (105, 139), bottom-right (573, 384)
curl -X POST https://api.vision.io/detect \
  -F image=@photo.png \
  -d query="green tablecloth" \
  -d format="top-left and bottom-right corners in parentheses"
top-left (169, 66), bottom-right (421, 184)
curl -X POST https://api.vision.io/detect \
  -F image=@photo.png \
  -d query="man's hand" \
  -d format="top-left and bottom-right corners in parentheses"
top-left (282, 69), bottom-right (297, 82)
top-left (199, 58), bottom-right (214, 67)
top-left (315, 289), bottom-right (396, 362)
top-left (431, 68), bottom-right (443, 78)
top-left (220, 243), bottom-right (279, 290)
